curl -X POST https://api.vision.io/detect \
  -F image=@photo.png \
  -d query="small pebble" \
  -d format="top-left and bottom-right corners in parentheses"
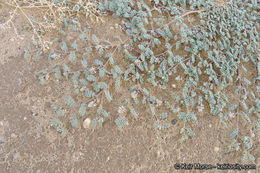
top-left (83, 118), bottom-right (91, 129)
top-left (31, 111), bottom-right (38, 116)
top-left (214, 147), bottom-right (220, 152)
top-left (0, 140), bottom-right (3, 144)
top-left (157, 151), bottom-right (161, 156)
top-left (218, 157), bottom-right (222, 161)
top-left (171, 84), bottom-right (176, 88)
top-left (106, 156), bottom-right (110, 161)
top-left (13, 152), bottom-right (19, 159)
top-left (171, 119), bottom-right (177, 126)
top-left (180, 127), bottom-right (185, 134)
top-left (11, 133), bottom-right (17, 138)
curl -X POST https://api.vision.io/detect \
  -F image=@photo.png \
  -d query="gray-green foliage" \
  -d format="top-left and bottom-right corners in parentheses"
top-left (97, 105), bottom-right (109, 118)
top-left (115, 116), bottom-right (129, 129)
top-left (64, 96), bottom-right (77, 108)
top-left (51, 104), bottom-right (63, 117)
top-left (32, 0), bottom-right (259, 161)
top-left (98, 0), bottom-right (259, 161)
top-left (79, 104), bottom-right (87, 117)
top-left (70, 114), bottom-right (78, 127)
top-left (50, 117), bottom-right (67, 137)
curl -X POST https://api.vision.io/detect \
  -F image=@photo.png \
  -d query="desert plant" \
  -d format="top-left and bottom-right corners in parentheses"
top-left (5, 0), bottom-right (259, 162)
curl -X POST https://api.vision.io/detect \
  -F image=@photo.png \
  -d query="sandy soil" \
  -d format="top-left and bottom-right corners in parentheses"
top-left (0, 1), bottom-right (259, 173)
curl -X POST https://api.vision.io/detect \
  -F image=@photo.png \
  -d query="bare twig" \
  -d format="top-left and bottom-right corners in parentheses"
top-left (180, 9), bottom-right (205, 18)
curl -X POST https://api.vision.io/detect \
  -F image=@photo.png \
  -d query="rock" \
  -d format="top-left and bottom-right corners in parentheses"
top-left (171, 84), bottom-right (176, 88)
top-left (214, 147), bottom-right (220, 152)
top-left (171, 119), bottom-right (177, 126)
top-left (83, 118), bottom-right (91, 129)
top-left (13, 152), bottom-right (19, 159)
top-left (11, 133), bottom-right (17, 138)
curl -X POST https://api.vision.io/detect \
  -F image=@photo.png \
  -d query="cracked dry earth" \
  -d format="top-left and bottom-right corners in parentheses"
top-left (0, 5), bottom-right (260, 173)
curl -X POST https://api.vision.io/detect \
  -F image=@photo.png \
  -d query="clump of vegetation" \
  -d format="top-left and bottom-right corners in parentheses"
top-left (0, 0), bottom-right (101, 50)
top-left (2, 0), bottom-right (259, 162)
